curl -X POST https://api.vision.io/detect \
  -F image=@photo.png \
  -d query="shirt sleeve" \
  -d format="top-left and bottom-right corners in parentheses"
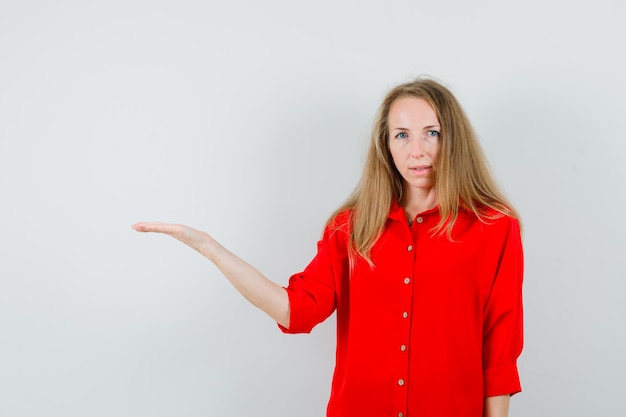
top-left (482, 216), bottom-right (524, 397)
top-left (278, 212), bottom-right (350, 334)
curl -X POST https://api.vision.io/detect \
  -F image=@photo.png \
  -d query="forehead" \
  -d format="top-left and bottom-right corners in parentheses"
top-left (388, 96), bottom-right (439, 126)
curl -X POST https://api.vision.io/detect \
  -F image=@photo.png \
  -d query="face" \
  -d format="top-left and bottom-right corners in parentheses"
top-left (387, 96), bottom-right (441, 199)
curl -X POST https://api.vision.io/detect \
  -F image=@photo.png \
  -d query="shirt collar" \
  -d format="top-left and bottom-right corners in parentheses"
top-left (388, 202), bottom-right (406, 222)
top-left (387, 201), bottom-right (440, 222)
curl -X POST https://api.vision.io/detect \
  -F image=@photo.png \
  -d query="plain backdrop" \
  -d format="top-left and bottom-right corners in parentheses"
top-left (1, 1), bottom-right (625, 416)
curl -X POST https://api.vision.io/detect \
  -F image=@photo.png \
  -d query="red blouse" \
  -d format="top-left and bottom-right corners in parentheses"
top-left (280, 204), bottom-right (524, 417)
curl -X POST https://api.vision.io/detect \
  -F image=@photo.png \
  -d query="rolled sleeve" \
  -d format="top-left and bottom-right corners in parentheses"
top-left (482, 217), bottom-right (524, 397)
top-left (278, 212), bottom-right (350, 334)
top-left (483, 363), bottom-right (521, 397)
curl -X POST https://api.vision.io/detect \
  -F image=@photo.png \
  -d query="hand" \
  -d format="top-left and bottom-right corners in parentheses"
top-left (132, 221), bottom-right (290, 326)
top-left (132, 222), bottom-right (216, 258)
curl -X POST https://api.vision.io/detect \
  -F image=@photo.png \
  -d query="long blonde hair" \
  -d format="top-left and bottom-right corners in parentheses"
top-left (328, 77), bottom-right (518, 264)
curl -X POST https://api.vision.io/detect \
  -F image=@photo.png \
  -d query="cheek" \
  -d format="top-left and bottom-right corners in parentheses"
top-left (430, 143), bottom-right (441, 162)
top-left (388, 145), bottom-right (404, 169)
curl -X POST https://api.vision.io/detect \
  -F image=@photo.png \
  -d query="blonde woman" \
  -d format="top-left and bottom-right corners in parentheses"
top-left (133, 78), bottom-right (524, 417)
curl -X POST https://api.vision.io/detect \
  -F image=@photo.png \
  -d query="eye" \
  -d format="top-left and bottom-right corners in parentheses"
top-left (426, 130), bottom-right (440, 138)
top-left (395, 132), bottom-right (408, 139)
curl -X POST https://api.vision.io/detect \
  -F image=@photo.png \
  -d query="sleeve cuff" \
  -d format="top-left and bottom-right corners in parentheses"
top-left (276, 286), bottom-right (314, 334)
top-left (483, 363), bottom-right (522, 397)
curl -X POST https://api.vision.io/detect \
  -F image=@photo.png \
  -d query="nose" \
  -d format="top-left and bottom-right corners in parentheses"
top-left (410, 134), bottom-right (425, 157)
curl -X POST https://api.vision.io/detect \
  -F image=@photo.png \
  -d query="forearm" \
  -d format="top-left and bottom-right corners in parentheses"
top-left (133, 222), bottom-right (291, 327)
top-left (202, 239), bottom-right (290, 328)
top-left (484, 395), bottom-right (510, 417)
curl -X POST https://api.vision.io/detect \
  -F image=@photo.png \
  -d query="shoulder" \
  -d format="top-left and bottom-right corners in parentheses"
top-left (316, 210), bottom-right (352, 259)
top-left (456, 207), bottom-right (521, 239)
top-left (326, 209), bottom-right (352, 236)
top-left (467, 206), bottom-right (520, 226)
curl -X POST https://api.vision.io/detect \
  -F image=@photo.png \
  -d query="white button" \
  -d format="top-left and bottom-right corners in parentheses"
top-left (398, 413), bottom-right (404, 417)
top-left (400, 344), bottom-right (407, 351)
top-left (404, 277), bottom-right (410, 284)
top-left (416, 217), bottom-right (424, 223)
top-left (398, 379), bottom-right (405, 386)
top-left (402, 312), bottom-right (408, 319)
top-left (407, 245), bottom-right (413, 252)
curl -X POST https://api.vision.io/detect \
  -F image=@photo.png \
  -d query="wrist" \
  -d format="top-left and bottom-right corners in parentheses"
top-left (199, 234), bottom-right (221, 261)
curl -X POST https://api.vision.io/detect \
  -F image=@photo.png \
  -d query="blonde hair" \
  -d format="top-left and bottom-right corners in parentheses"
top-left (329, 77), bottom-right (518, 264)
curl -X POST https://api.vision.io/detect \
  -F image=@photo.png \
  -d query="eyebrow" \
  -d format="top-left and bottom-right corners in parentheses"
top-left (390, 125), bottom-right (441, 131)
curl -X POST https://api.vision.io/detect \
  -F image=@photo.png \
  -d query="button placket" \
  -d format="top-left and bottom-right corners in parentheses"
top-left (396, 233), bottom-right (414, 416)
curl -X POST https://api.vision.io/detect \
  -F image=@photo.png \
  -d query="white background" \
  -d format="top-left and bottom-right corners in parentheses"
top-left (1, 1), bottom-right (625, 416)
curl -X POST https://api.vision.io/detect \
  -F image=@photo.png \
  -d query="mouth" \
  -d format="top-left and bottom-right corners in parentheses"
top-left (409, 165), bottom-right (432, 176)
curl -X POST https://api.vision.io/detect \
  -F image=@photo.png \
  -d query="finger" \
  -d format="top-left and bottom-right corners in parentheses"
top-left (132, 222), bottom-right (172, 233)
top-left (132, 222), bottom-right (151, 232)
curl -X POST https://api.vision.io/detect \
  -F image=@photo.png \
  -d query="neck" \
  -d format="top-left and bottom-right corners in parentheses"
top-left (402, 186), bottom-right (438, 220)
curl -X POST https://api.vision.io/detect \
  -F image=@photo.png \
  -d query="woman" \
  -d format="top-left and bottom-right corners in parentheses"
top-left (133, 77), bottom-right (524, 417)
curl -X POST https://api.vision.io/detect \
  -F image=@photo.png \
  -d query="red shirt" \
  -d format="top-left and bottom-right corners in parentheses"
top-left (280, 204), bottom-right (524, 417)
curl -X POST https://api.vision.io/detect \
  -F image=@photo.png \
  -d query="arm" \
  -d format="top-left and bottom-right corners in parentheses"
top-left (482, 217), bottom-right (523, 405)
top-left (484, 395), bottom-right (510, 417)
top-left (132, 222), bottom-right (290, 328)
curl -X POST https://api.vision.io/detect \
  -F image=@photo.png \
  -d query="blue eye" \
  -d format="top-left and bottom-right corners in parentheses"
top-left (395, 132), bottom-right (408, 139)
top-left (427, 130), bottom-right (440, 137)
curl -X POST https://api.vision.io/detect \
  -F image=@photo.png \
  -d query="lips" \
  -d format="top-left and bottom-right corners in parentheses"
top-left (409, 165), bottom-right (432, 176)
